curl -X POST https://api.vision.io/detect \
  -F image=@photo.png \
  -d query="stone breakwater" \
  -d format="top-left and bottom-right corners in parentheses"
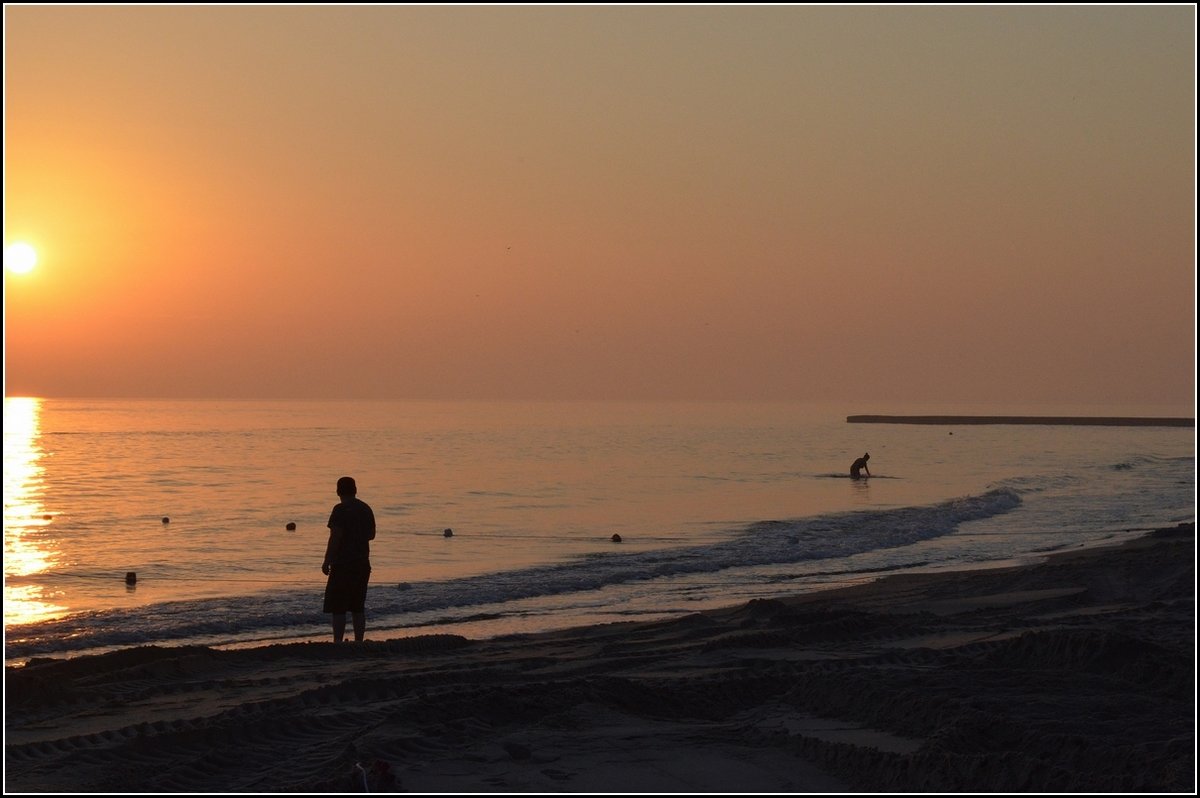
top-left (847, 415), bottom-right (1194, 427)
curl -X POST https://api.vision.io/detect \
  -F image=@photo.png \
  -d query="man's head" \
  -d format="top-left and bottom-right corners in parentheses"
top-left (336, 476), bottom-right (357, 497)
top-left (863, 453), bottom-right (870, 461)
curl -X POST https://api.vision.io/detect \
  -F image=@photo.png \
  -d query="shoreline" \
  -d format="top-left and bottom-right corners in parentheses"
top-left (1, 524), bottom-right (1159, 669)
top-left (5, 522), bottom-right (1194, 792)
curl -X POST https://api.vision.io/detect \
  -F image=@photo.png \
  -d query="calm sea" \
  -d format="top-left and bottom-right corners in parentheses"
top-left (4, 398), bottom-right (1194, 665)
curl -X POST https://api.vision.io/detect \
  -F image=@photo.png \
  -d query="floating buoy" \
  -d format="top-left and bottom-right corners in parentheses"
top-left (611, 533), bottom-right (622, 543)
top-left (125, 572), bottom-right (137, 585)
top-left (162, 517), bottom-right (170, 524)
top-left (443, 528), bottom-right (453, 537)
top-left (286, 522), bottom-right (296, 531)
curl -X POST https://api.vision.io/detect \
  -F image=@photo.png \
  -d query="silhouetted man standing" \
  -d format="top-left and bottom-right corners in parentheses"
top-left (322, 476), bottom-right (376, 642)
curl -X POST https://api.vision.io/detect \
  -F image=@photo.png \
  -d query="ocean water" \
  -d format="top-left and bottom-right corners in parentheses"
top-left (3, 398), bottom-right (1194, 665)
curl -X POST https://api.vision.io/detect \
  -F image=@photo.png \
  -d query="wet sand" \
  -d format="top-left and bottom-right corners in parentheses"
top-left (4, 523), bottom-right (1194, 793)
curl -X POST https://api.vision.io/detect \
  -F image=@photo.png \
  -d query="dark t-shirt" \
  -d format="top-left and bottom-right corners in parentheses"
top-left (327, 497), bottom-right (376, 566)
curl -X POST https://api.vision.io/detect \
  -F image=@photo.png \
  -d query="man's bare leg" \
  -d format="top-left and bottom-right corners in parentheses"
top-left (332, 613), bottom-right (347, 643)
top-left (352, 611), bottom-right (366, 642)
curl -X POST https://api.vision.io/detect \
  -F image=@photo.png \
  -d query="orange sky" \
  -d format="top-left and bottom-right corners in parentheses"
top-left (3, 6), bottom-right (1195, 412)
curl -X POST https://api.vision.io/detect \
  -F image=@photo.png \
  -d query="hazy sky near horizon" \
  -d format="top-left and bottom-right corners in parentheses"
top-left (3, 5), bottom-right (1195, 411)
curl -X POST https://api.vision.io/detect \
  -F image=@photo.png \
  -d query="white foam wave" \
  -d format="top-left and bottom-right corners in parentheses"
top-left (5, 489), bottom-right (1021, 659)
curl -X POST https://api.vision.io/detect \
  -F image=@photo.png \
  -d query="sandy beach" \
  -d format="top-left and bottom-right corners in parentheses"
top-left (5, 523), bottom-right (1194, 793)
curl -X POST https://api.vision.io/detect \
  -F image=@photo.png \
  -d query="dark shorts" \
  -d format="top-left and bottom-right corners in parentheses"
top-left (323, 561), bottom-right (371, 614)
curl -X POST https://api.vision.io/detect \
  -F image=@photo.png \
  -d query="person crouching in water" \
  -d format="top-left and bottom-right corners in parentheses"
top-left (321, 476), bottom-right (376, 642)
top-left (850, 452), bottom-right (871, 480)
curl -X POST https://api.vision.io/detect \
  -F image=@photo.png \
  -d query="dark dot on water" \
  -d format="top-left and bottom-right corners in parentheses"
top-left (611, 534), bottom-right (622, 543)
top-left (162, 517), bottom-right (170, 524)
top-left (444, 528), bottom-right (454, 537)
top-left (286, 522), bottom-right (297, 531)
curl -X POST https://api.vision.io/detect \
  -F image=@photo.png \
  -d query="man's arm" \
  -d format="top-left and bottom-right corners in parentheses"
top-left (322, 527), bottom-right (344, 574)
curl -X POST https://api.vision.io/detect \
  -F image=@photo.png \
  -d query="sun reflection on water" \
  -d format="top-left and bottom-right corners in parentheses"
top-left (4, 397), bottom-right (66, 625)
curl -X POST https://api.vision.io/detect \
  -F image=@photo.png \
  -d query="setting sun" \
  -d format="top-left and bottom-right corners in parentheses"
top-left (5, 242), bottom-right (38, 274)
